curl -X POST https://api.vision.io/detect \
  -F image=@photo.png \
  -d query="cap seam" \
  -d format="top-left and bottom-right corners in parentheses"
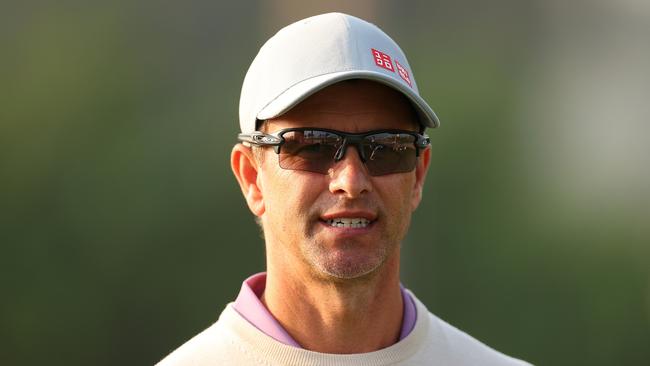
top-left (340, 14), bottom-right (356, 71)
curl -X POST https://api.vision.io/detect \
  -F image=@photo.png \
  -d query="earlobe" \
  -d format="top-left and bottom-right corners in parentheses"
top-left (411, 146), bottom-right (431, 211)
top-left (231, 145), bottom-right (265, 217)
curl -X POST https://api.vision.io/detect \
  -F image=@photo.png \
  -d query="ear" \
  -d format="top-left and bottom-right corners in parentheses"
top-left (231, 144), bottom-right (265, 217)
top-left (411, 146), bottom-right (431, 211)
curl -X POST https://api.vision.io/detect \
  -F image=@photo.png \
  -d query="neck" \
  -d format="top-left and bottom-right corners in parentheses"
top-left (263, 249), bottom-right (404, 354)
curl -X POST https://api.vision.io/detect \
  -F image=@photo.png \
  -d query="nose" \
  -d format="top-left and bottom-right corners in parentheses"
top-left (328, 145), bottom-right (372, 198)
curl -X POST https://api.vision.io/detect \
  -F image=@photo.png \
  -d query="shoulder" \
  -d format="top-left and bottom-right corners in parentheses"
top-left (155, 305), bottom-right (241, 366)
top-left (408, 291), bottom-right (533, 366)
top-left (427, 312), bottom-right (532, 365)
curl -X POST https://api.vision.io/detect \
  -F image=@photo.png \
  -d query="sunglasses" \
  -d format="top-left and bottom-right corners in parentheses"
top-left (238, 128), bottom-right (430, 176)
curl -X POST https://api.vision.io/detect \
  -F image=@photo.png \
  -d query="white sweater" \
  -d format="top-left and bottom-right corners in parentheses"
top-left (157, 292), bottom-right (532, 365)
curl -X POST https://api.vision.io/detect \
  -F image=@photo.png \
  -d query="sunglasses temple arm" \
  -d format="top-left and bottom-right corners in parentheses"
top-left (237, 133), bottom-right (283, 147)
top-left (237, 133), bottom-right (256, 146)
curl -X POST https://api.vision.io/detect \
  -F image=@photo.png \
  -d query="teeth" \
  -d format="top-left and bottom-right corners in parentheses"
top-left (326, 218), bottom-right (370, 228)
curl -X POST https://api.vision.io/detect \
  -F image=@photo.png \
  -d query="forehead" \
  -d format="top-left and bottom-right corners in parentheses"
top-left (264, 80), bottom-right (419, 133)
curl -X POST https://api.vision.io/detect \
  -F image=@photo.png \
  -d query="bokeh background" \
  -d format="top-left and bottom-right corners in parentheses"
top-left (2, 0), bottom-right (649, 365)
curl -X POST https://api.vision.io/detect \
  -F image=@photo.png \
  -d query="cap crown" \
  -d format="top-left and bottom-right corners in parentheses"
top-left (239, 13), bottom-right (436, 133)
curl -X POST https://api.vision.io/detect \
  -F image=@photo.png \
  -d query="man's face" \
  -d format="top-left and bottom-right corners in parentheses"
top-left (254, 80), bottom-right (430, 281)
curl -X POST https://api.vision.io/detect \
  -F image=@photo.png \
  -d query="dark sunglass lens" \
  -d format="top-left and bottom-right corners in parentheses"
top-left (363, 133), bottom-right (417, 176)
top-left (278, 130), bottom-right (341, 173)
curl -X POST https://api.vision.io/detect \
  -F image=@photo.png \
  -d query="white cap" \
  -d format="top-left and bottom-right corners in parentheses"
top-left (238, 12), bottom-right (440, 133)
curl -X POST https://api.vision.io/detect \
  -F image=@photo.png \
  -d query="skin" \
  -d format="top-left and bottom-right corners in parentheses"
top-left (231, 80), bottom-right (431, 354)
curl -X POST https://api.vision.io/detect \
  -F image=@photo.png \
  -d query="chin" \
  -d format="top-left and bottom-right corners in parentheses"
top-left (301, 237), bottom-right (393, 281)
top-left (313, 251), bottom-right (386, 281)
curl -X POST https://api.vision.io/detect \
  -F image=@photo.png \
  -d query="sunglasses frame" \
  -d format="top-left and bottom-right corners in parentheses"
top-left (238, 127), bottom-right (430, 174)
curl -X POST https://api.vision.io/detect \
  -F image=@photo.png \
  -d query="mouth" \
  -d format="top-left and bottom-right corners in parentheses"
top-left (318, 211), bottom-right (378, 232)
top-left (325, 217), bottom-right (371, 228)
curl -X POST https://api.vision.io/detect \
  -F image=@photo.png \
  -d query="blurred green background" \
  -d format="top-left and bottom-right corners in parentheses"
top-left (2, 1), bottom-right (649, 365)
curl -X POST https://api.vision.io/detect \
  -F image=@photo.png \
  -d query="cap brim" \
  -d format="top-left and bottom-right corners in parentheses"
top-left (256, 70), bottom-right (440, 129)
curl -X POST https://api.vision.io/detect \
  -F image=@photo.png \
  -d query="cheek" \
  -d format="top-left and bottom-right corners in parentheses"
top-left (377, 174), bottom-right (417, 217)
top-left (262, 174), bottom-right (292, 217)
top-left (261, 168), bottom-right (322, 224)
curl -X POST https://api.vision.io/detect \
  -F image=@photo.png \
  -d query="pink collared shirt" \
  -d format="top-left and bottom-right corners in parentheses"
top-left (232, 272), bottom-right (417, 348)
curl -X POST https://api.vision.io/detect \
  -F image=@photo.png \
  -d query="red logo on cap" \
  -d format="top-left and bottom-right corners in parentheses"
top-left (371, 48), bottom-right (394, 72)
top-left (395, 60), bottom-right (412, 87)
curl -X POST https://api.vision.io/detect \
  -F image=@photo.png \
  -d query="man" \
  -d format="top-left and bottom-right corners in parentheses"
top-left (158, 13), bottom-right (531, 365)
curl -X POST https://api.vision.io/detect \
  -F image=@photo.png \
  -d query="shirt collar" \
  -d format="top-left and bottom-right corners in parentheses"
top-left (232, 272), bottom-right (417, 348)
